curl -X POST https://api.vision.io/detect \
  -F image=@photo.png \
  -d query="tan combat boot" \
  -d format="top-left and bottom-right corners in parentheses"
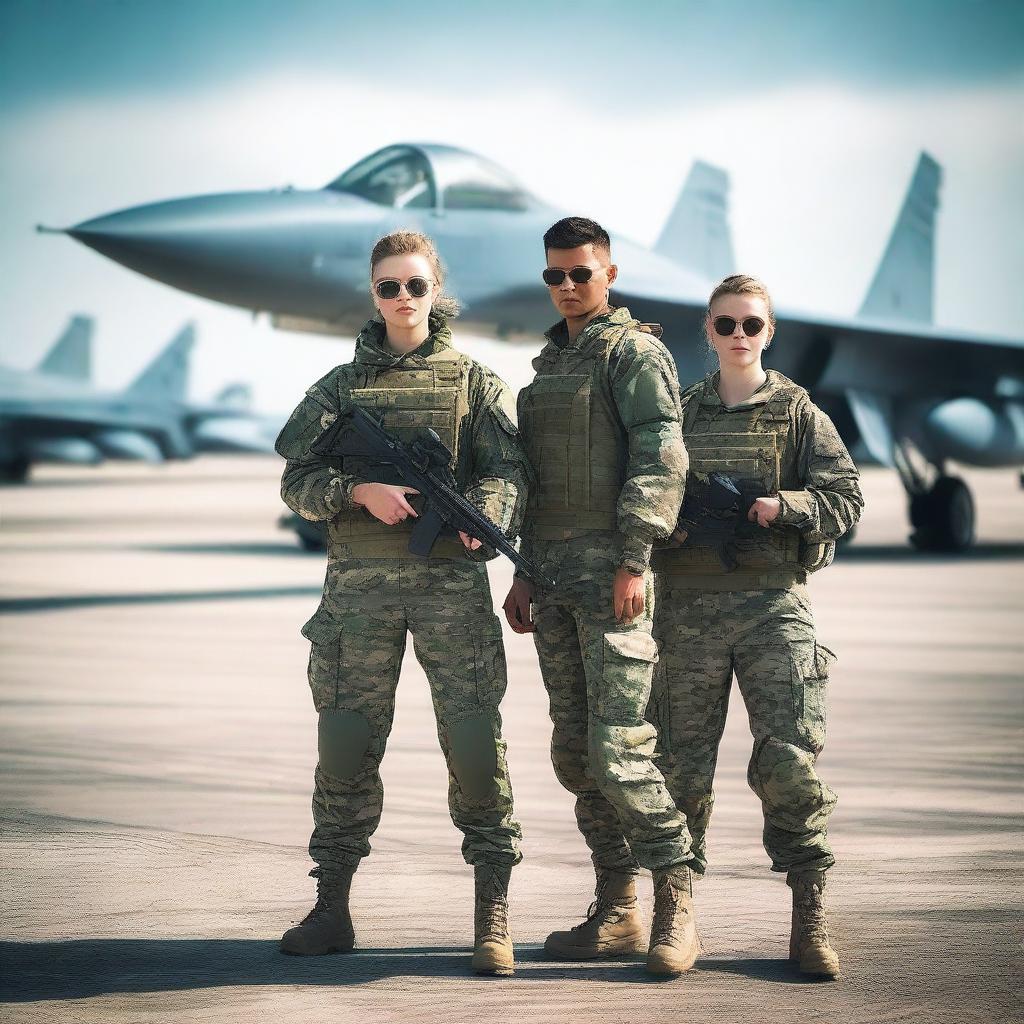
top-left (544, 869), bottom-right (645, 960)
top-left (788, 870), bottom-right (840, 979)
top-left (646, 864), bottom-right (700, 975)
top-left (279, 867), bottom-right (355, 955)
top-left (472, 864), bottom-right (514, 976)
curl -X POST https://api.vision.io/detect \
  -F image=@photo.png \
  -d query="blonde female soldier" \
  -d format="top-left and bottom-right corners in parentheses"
top-left (274, 231), bottom-right (528, 975)
top-left (651, 274), bottom-right (864, 979)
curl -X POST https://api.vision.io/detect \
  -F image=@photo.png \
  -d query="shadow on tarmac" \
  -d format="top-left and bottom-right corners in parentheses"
top-left (837, 542), bottom-right (1024, 562)
top-left (0, 586), bottom-right (322, 614)
top-left (0, 940), bottom-right (809, 999)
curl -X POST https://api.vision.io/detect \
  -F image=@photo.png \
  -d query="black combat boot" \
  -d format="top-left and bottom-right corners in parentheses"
top-left (472, 863), bottom-right (514, 976)
top-left (280, 867), bottom-right (356, 956)
top-left (544, 868), bottom-right (645, 960)
top-left (646, 864), bottom-right (700, 975)
top-left (788, 869), bottom-right (840, 979)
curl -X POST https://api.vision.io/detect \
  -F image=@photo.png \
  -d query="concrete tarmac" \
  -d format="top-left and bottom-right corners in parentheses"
top-left (1, 458), bottom-right (1021, 1023)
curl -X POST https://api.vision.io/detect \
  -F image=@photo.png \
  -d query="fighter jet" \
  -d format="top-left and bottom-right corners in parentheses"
top-left (0, 319), bottom-right (195, 480)
top-left (52, 143), bottom-right (1024, 550)
top-left (0, 320), bottom-right (281, 482)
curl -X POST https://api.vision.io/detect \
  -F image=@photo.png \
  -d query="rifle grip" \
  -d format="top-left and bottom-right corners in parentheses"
top-left (408, 503), bottom-right (446, 557)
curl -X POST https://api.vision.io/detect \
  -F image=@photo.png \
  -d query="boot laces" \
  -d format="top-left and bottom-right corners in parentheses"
top-left (651, 877), bottom-right (688, 945)
top-left (795, 880), bottom-right (829, 944)
top-left (300, 875), bottom-right (347, 924)
top-left (569, 875), bottom-right (626, 933)
top-left (476, 873), bottom-right (509, 941)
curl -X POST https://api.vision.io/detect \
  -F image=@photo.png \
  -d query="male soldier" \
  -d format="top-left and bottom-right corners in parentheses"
top-left (503, 217), bottom-right (699, 975)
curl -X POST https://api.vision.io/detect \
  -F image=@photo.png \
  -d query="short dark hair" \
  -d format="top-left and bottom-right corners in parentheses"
top-left (543, 217), bottom-right (611, 255)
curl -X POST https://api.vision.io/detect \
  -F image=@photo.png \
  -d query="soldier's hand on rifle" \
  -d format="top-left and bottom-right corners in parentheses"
top-left (503, 577), bottom-right (536, 633)
top-left (459, 532), bottom-right (483, 551)
top-left (351, 483), bottom-right (420, 526)
top-left (747, 496), bottom-right (782, 528)
top-left (613, 567), bottom-right (645, 624)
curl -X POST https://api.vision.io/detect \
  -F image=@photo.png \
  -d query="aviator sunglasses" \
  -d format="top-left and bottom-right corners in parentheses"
top-left (374, 276), bottom-right (433, 300)
top-left (713, 315), bottom-right (766, 337)
top-left (542, 265), bottom-right (600, 286)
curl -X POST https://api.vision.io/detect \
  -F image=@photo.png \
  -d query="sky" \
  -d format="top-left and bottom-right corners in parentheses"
top-left (1, 0), bottom-right (1022, 410)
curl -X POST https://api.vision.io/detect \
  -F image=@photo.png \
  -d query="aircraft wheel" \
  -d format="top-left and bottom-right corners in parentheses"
top-left (909, 475), bottom-right (975, 552)
top-left (0, 458), bottom-right (30, 484)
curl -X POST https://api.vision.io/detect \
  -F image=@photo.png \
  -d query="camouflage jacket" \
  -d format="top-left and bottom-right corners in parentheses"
top-left (519, 306), bottom-right (687, 576)
top-left (275, 314), bottom-right (531, 546)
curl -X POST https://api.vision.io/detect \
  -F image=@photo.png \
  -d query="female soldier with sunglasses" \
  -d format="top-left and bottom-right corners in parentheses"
top-left (274, 231), bottom-right (528, 976)
top-left (650, 274), bottom-right (863, 979)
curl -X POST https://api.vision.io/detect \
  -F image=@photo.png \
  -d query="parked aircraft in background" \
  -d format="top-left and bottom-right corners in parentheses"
top-left (51, 144), bottom-right (1024, 550)
top-left (0, 319), bottom-right (280, 482)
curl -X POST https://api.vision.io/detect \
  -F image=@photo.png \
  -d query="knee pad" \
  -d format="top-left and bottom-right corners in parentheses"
top-left (318, 709), bottom-right (372, 781)
top-left (448, 713), bottom-right (499, 801)
top-left (550, 738), bottom-right (591, 794)
top-left (589, 721), bottom-right (661, 790)
top-left (748, 736), bottom-right (824, 810)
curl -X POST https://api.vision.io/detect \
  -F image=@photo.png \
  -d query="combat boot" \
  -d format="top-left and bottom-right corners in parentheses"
top-left (788, 869), bottom-right (840, 979)
top-left (646, 864), bottom-right (700, 975)
top-left (544, 869), bottom-right (645, 960)
top-left (279, 867), bottom-right (355, 956)
top-left (472, 863), bottom-right (514, 976)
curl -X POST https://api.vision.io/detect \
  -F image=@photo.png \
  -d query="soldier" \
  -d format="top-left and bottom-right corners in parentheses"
top-left (650, 274), bottom-right (864, 979)
top-left (275, 231), bottom-right (528, 976)
top-left (503, 217), bottom-right (699, 976)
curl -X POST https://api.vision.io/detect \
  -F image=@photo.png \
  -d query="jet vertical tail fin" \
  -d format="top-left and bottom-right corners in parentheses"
top-left (126, 322), bottom-right (194, 402)
top-left (859, 152), bottom-right (941, 323)
top-left (37, 315), bottom-right (93, 379)
top-left (654, 160), bottom-right (734, 280)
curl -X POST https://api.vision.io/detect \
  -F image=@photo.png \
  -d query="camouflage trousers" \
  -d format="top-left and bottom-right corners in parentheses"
top-left (650, 580), bottom-right (837, 876)
top-left (532, 567), bottom-right (694, 874)
top-left (300, 558), bottom-right (522, 872)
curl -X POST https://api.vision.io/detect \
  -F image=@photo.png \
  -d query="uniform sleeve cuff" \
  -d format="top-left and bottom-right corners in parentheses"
top-left (776, 489), bottom-right (813, 527)
top-left (619, 536), bottom-right (652, 574)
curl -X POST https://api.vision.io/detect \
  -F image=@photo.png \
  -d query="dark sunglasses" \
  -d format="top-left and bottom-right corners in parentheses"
top-left (542, 265), bottom-right (598, 286)
top-left (374, 276), bottom-right (433, 300)
top-left (713, 315), bottom-right (766, 337)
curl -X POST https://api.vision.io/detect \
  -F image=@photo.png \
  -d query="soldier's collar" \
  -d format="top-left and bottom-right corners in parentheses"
top-left (541, 306), bottom-right (630, 352)
top-left (701, 369), bottom-right (780, 409)
top-left (355, 314), bottom-right (453, 366)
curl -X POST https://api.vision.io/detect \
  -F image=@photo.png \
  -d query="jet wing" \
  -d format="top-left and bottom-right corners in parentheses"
top-left (610, 285), bottom-right (1024, 401)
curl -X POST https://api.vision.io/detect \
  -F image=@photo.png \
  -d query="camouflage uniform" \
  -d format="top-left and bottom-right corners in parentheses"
top-left (276, 313), bottom-right (527, 873)
top-left (518, 307), bottom-right (693, 874)
top-left (650, 369), bottom-right (864, 876)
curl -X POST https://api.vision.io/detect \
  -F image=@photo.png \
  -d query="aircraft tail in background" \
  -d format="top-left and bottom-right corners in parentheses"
top-left (859, 152), bottom-right (941, 323)
top-left (36, 315), bottom-right (93, 379)
top-left (126, 323), bottom-right (194, 403)
top-left (654, 160), bottom-right (734, 281)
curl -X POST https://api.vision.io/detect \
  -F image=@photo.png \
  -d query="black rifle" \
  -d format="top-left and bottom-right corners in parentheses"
top-left (310, 405), bottom-right (555, 589)
top-left (674, 471), bottom-right (761, 571)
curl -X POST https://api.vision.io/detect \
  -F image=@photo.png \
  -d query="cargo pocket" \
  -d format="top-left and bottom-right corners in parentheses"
top-left (598, 630), bottom-right (660, 725)
top-left (301, 614), bottom-right (343, 712)
top-left (792, 641), bottom-right (834, 754)
top-left (473, 617), bottom-right (509, 708)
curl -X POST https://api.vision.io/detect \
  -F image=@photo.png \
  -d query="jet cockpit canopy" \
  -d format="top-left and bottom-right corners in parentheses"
top-left (326, 144), bottom-right (536, 213)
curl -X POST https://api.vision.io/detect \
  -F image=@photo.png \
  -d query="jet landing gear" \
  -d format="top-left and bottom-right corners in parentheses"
top-left (895, 442), bottom-right (975, 552)
top-left (0, 458), bottom-right (30, 484)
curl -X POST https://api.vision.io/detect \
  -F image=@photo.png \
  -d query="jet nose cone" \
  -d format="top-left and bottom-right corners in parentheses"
top-left (61, 190), bottom-right (365, 315)
top-left (67, 195), bottom-right (251, 280)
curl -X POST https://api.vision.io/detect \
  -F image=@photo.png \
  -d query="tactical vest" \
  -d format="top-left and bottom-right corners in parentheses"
top-left (328, 347), bottom-right (473, 559)
top-left (654, 381), bottom-right (834, 586)
top-left (518, 325), bottom-right (641, 540)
